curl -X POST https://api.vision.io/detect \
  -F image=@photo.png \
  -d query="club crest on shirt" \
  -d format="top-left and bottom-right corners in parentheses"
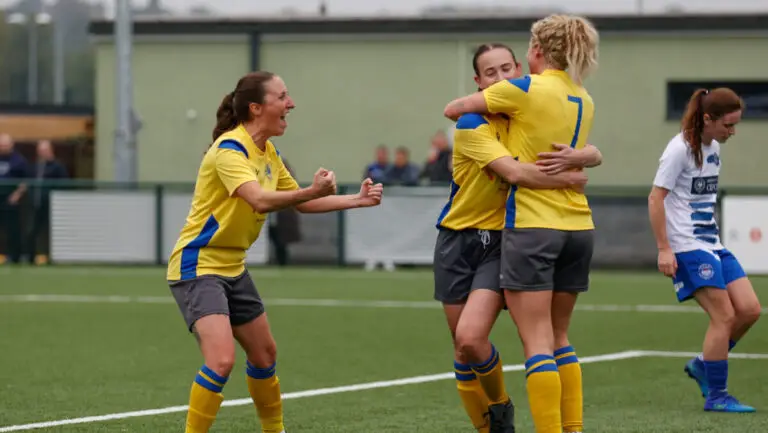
top-left (265, 163), bottom-right (272, 181)
top-left (693, 178), bottom-right (706, 193)
top-left (707, 153), bottom-right (720, 166)
top-left (690, 176), bottom-right (718, 195)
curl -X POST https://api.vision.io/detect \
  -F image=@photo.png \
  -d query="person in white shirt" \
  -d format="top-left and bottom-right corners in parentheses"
top-left (648, 87), bottom-right (760, 414)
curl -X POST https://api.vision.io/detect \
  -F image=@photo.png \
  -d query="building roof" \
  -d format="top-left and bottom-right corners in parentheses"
top-left (89, 13), bottom-right (768, 36)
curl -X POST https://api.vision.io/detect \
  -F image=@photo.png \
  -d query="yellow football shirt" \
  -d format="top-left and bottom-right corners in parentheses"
top-left (167, 124), bottom-right (299, 281)
top-left (483, 70), bottom-right (595, 231)
top-left (436, 113), bottom-right (512, 231)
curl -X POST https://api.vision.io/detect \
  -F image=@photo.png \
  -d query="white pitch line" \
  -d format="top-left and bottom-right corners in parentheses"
top-left (0, 350), bottom-right (643, 432)
top-left (2, 349), bottom-right (766, 432)
top-left (635, 350), bottom-right (768, 360)
top-left (1, 294), bottom-right (767, 314)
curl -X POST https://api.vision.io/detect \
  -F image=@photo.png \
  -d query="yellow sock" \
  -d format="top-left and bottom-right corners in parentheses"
top-left (525, 354), bottom-right (562, 433)
top-left (246, 361), bottom-right (284, 433)
top-left (186, 365), bottom-right (228, 433)
top-left (472, 344), bottom-right (510, 405)
top-left (472, 344), bottom-right (509, 404)
top-left (455, 360), bottom-right (491, 432)
top-left (555, 346), bottom-right (583, 433)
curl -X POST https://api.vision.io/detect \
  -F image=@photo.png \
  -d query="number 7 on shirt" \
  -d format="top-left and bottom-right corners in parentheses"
top-left (567, 95), bottom-right (583, 148)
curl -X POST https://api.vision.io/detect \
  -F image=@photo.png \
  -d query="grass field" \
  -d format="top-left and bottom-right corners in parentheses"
top-left (0, 266), bottom-right (767, 432)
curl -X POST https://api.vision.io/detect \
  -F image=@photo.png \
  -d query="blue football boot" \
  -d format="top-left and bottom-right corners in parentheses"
top-left (684, 357), bottom-right (709, 398)
top-left (704, 394), bottom-right (756, 413)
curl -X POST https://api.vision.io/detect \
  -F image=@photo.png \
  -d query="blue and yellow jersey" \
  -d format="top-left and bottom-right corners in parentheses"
top-left (483, 70), bottom-right (595, 231)
top-left (166, 124), bottom-right (299, 281)
top-left (436, 113), bottom-right (512, 231)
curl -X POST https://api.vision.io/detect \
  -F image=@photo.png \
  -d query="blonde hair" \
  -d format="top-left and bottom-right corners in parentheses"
top-left (530, 14), bottom-right (599, 84)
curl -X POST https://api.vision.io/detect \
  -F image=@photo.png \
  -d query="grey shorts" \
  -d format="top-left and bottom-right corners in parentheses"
top-left (500, 228), bottom-right (594, 292)
top-left (168, 271), bottom-right (265, 332)
top-left (433, 228), bottom-right (503, 304)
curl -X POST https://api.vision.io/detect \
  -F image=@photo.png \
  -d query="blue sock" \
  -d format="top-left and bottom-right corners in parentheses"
top-left (696, 340), bottom-right (737, 367)
top-left (703, 360), bottom-right (728, 398)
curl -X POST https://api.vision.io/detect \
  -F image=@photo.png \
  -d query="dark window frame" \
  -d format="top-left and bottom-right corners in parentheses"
top-left (666, 80), bottom-right (768, 120)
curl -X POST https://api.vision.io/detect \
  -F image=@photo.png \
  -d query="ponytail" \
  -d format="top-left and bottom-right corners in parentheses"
top-left (564, 17), bottom-right (599, 84)
top-left (208, 71), bottom-right (276, 149)
top-left (681, 89), bottom-right (709, 168)
top-left (212, 91), bottom-right (237, 142)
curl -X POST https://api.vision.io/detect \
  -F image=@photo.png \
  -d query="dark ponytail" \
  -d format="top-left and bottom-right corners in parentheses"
top-left (209, 71), bottom-right (276, 146)
top-left (681, 89), bottom-right (708, 168)
top-left (212, 92), bottom-right (237, 141)
top-left (681, 87), bottom-right (744, 168)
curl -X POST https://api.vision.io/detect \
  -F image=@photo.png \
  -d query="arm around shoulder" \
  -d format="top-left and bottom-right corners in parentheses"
top-left (444, 92), bottom-right (490, 121)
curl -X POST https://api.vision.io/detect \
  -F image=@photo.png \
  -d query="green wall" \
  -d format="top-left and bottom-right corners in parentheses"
top-left (260, 38), bottom-right (463, 184)
top-left (95, 37), bottom-right (250, 182)
top-left (260, 34), bottom-right (768, 186)
top-left (574, 35), bottom-right (768, 187)
top-left (94, 33), bottom-right (768, 187)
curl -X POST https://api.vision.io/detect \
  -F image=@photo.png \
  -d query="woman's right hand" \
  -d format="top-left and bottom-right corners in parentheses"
top-left (657, 248), bottom-right (678, 278)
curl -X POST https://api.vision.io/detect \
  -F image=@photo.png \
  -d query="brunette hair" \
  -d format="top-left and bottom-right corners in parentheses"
top-left (681, 88), bottom-right (743, 167)
top-left (211, 71), bottom-right (275, 142)
top-left (471, 43), bottom-right (517, 75)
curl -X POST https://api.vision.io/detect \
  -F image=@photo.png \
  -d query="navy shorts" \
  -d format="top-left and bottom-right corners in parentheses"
top-left (433, 228), bottom-right (502, 304)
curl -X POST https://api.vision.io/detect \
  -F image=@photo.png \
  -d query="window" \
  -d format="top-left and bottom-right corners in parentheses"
top-left (667, 81), bottom-right (768, 120)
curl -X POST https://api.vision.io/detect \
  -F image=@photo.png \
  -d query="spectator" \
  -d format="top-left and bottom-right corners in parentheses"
top-left (0, 133), bottom-right (29, 264)
top-left (26, 140), bottom-right (69, 265)
top-left (363, 144), bottom-right (390, 184)
top-left (268, 158), bottom-right (301, 266)
top-left (385, 146), bottom-right (420, 186)
top-left (421, 130), bottom-right (453, 184)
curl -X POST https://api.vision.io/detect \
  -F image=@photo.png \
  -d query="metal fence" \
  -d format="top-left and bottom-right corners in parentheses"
top-left (1, 179), bottom-right (766, 272)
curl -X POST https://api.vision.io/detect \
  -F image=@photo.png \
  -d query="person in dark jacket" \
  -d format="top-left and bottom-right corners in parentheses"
top-left (385, 146), bottom-right (420, 186)
top-left (363, 145), bottom-right (390, 184)
top-left (0, 133), bottom-right (29, 264)
top-left (26, 140), bottom-right (69, 264)
top-left (268, 158), bottom-right (301, 265)
top-left (421, 130), bottom-right (453, 184)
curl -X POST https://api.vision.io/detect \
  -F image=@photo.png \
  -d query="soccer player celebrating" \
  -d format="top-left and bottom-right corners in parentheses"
top-left (437, 42), bottom-right (600, 433)
top-left (444, 14), bottom-right (601, 433)
top-left (166, 71), bottom-right (384, 433)
top-left (648, 87), bottom-right (760, 413)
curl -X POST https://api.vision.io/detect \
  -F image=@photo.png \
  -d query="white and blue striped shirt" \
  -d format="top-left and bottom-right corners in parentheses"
top-left (653, 133), bottom-right (723, 253)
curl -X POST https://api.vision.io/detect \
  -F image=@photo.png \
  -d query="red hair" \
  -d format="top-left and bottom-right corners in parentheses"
top-left (681, 88), bottom-right (743, 168)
